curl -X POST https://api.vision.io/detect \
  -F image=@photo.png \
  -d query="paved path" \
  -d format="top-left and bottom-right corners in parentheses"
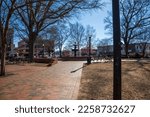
top-left (0, 61), bottom-right (85, 100)
top-left (92, 58), bottom-right (150, 63)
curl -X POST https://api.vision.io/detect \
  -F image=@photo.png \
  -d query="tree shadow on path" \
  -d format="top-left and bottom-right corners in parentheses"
top-left (70, 64), bottom-right (87, 73)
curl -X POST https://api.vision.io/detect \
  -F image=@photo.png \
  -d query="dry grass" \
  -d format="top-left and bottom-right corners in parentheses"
top-left (78, 60), bottom-right (150, 100)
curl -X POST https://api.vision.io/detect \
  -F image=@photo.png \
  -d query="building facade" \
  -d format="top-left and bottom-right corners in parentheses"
top-left (17, 40), bottom-right (29, 58)
top-left (17, 39), bottom-right (55, 58)
top-left (0, 28), bottom-right (15, 59)
top-left (97, 43), bottom-right (150, 58)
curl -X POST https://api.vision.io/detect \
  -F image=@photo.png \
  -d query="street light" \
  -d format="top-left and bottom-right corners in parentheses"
top-left (42, 44), bottom-right (45, 58)
top-left (112, 0), bottom-right (122, 100)
top-left (87, 36), bottom-right (92, 64)
top-left (73, 42), bottom-right (79, 57)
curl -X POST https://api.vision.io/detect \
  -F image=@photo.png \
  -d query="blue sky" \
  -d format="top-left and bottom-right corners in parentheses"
top-left (72, 0), bottom-right (112, 40)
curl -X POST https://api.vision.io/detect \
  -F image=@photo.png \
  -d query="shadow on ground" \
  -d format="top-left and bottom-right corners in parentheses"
top-left (78, 60), bottom-right (150, 100)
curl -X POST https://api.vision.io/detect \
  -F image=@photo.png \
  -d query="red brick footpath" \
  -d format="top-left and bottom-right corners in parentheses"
top-left (0, 61), bottom-right (85, 100)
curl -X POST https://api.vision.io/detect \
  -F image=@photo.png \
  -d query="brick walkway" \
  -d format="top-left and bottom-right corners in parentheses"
top-left (0, 61), bottom-right (85, 100)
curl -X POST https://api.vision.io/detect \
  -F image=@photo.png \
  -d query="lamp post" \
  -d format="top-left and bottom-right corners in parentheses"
top-left (72, 42), bottom-right (79, 57)
top-left (42, 44), bottom-right (44, 58)
top-left (87, 36), bottom-right (91, 64)
top-left (112, 0), bottom-right (122, 100)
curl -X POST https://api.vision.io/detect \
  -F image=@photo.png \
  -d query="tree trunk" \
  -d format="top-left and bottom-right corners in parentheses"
top-left (1, 43), bottom-right (6, 76)
top-left (28, 32), bottom-right (37, 62)
top-left (29, 40), bottom-right (34, 62)
top-left (125, 44), bottom-right (129, 58)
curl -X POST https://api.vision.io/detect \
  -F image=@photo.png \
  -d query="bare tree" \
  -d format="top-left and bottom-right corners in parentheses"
top-left (67, 22), bottom-right (85, 56)
top-left (0, 0), bottom-right (37, 76)
top-left (44, 39), bottom-right (55, 57)
top-left (39, 26), bottom-right (56, 57)
top-left (104, 0), bottom-right (150, 57)
top-left (84, 25), bottom-right (96, 48)
top-left (15, 0), bottom-right (104, 62)
top-left (134, 27), bottom-right (150, 57)
top-left (0, 0), bottom-right (21, 76)
top-left (0, 0), bottom-right (15, 75)
top-left (44, 23), bottom-right (69, 58)
top-left (0, 0), bottom-right (39, 76)
top-left (56, 23), bottom-right (70, 58)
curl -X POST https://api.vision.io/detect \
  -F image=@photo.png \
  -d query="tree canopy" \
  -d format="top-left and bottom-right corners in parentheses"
top-left (104, 0), bottom-right (150, 57)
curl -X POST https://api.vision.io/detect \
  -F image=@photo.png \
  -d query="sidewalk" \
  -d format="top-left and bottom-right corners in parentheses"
top-left (0, 61), bottom-right (85, 100)
top-left (92, 58), bottom-right (150, 63)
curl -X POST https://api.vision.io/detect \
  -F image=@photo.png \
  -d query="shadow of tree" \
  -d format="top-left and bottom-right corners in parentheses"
top-left (78, 63), bottom-right (113, 100)
top-left (78, 61), bottom-right (150, 100)
top-left (122, 61), bottom-right (150, 99)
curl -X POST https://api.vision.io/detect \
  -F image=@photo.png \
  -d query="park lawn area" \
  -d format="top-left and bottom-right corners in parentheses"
top-left (78, 60), bottom-right (150, 100)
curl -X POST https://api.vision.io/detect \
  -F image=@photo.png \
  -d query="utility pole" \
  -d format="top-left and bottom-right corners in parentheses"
top-left (112, 0), bottom-right (122, 100)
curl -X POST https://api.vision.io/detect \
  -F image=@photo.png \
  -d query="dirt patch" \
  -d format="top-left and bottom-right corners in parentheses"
top-left (78, 61), bottom-right (150, 100)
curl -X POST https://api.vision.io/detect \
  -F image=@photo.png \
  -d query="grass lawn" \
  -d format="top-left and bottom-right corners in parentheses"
top-left (77, 60), bottom-right (150, 100)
